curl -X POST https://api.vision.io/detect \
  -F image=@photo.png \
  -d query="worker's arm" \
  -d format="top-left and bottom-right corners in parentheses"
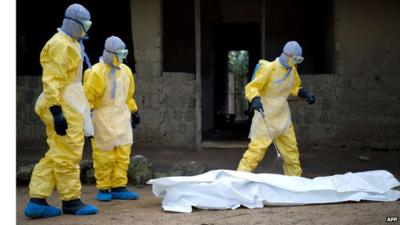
top-left (290, 67), bottom-right (302, 97)
top-left (245, 63), bottom-right (272, 102)
top-left (83, 66), bottom-right (106, 109)
top-left (41, 42), bottom-right (79, 106)
top-left (291, 67), bottom-right (316, 104)
top-left (125, 66), bottom-right (138, 113)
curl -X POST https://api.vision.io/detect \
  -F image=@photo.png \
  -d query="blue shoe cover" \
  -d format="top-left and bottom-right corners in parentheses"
top-left (74, 204), bottom-right (99, 216)
top-left (111, 189), bottom-right (140, 200)
top-left (24, 202), bottom-right (62, 218)
top-left (96, 191), bottom-right (112, 202)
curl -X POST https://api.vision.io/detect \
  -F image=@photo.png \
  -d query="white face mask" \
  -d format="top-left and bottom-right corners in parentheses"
top-left (112, 55), bottom-right (121, 67)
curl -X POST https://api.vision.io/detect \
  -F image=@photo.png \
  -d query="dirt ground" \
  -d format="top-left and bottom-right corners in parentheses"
top-left (16, 147), bottom-right (400, 225)
top-left (17, 185), bottom-right (399, 225)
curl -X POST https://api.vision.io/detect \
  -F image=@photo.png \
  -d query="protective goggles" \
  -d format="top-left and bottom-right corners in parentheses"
top-left (65, 16), bottom-right (92, 33)
top-left (106, 49), bottom-right (129, 61)
top-left (292, 56), bottom-right (304, 64)
top-left (284, 52), bottom-right (304, 64)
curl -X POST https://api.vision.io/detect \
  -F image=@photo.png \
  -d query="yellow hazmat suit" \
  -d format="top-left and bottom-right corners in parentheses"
top-left (237, 59), bottom-right (302, 176)
top-left (29, 31), bottom-right (93, 201)
top-left (84, 61), bottom-right (138, 190)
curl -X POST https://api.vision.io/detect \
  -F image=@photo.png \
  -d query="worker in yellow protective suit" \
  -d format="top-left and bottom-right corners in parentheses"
top-left (83, 36), bottom-right (140, 202)
top-left (24, 4), bottom-right (98, 218)
top-left (237, 41), bottom-right (315, 176)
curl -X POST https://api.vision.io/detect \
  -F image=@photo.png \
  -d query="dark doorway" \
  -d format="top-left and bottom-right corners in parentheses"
top-left (264, 0), bottom-right (334, 74)
top-left (202, 23), bottom-right (260, 142)
top-left (17, 0), bottom-right (135, 76)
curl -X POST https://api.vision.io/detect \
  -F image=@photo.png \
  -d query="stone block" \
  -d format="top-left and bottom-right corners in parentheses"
top-left (17, 164), bottom-right (34, 185)
top-left (128, 155), bottom-right (153, 185)
top-left (183, 161), bottom-right (206, 176)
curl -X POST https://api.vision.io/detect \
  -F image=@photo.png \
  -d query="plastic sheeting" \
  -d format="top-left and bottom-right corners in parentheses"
top-left (148, 170), bottom-right (400, 213)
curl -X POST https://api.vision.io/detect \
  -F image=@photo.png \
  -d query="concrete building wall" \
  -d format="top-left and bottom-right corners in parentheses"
top-left (290, 74), bottom-right (337, 149)
top-left (16, 0), bottom-right (400, 151)
top-left (131, 0), bottom-right (196, 147)
top-left (279, 0), bottom-right (400, 151)
top-left (16, 76), bottom-right (45, 150)
top-left (331, 0), bottom-right (400, 150)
